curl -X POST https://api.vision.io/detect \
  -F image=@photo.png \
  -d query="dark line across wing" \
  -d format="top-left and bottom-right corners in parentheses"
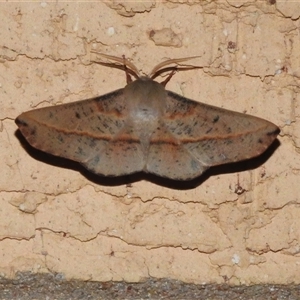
top-left (16, 116), bottom-right (279, 145)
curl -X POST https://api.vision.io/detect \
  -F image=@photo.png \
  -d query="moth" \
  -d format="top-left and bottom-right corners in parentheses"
top-left (15, 54), bottom-right (280, 180)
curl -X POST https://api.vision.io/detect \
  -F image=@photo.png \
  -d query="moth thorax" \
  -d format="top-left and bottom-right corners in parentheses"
top-left (125, 77), bottom-right (166, 122)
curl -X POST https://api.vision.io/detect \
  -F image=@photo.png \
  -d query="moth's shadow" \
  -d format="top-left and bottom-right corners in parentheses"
top-left (15, 130), bottom-right (280, 190)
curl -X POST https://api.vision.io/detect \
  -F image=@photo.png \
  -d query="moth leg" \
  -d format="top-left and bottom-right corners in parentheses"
top-left (160, 69), bottom-right (177, 87)
top-left (122, 55), bottom-right (133, 84)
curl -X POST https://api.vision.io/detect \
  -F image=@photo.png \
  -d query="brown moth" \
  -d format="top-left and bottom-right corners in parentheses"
top-left (15, 54), bottom-right (280, 180)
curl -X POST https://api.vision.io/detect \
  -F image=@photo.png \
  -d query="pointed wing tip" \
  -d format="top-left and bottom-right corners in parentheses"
top-left (15, 115), bottom-right (27, 127)
top-left (250, 123), bottom-right (280, 159)
top-left (264, 123), bottom-right (280, 146)
top-left (268, 125), bottom-right (280, 137)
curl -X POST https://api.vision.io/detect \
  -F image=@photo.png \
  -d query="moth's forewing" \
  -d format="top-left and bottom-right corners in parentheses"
top-left (15, 89), bottom-right (146, 176)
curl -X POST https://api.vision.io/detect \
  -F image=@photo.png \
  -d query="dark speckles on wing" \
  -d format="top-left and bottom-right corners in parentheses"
top-left (213, 115), bottom-right (219, 123)
top-left (75, 147), bottom-right (85, 156)
top-left (89, 138), bottom-right (97, 148)
top-left (56, 134), bottom-right (64, 143)
top-left (226, 127), bottom-right (232, 134)
top-left (166, 92), bottom-right (198, 117)
top-left (94, 90), bottom-right (125, 113)
top-left (224, 139), bottom-right (233, 145)
top-left (30, 128), bottom-right (36, 136)
top-left (205, 127), bottom-right (213, 134)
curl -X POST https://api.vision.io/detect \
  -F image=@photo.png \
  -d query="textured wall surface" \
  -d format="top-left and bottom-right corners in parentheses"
top-left (1, 1), bottom-right (299, 285)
